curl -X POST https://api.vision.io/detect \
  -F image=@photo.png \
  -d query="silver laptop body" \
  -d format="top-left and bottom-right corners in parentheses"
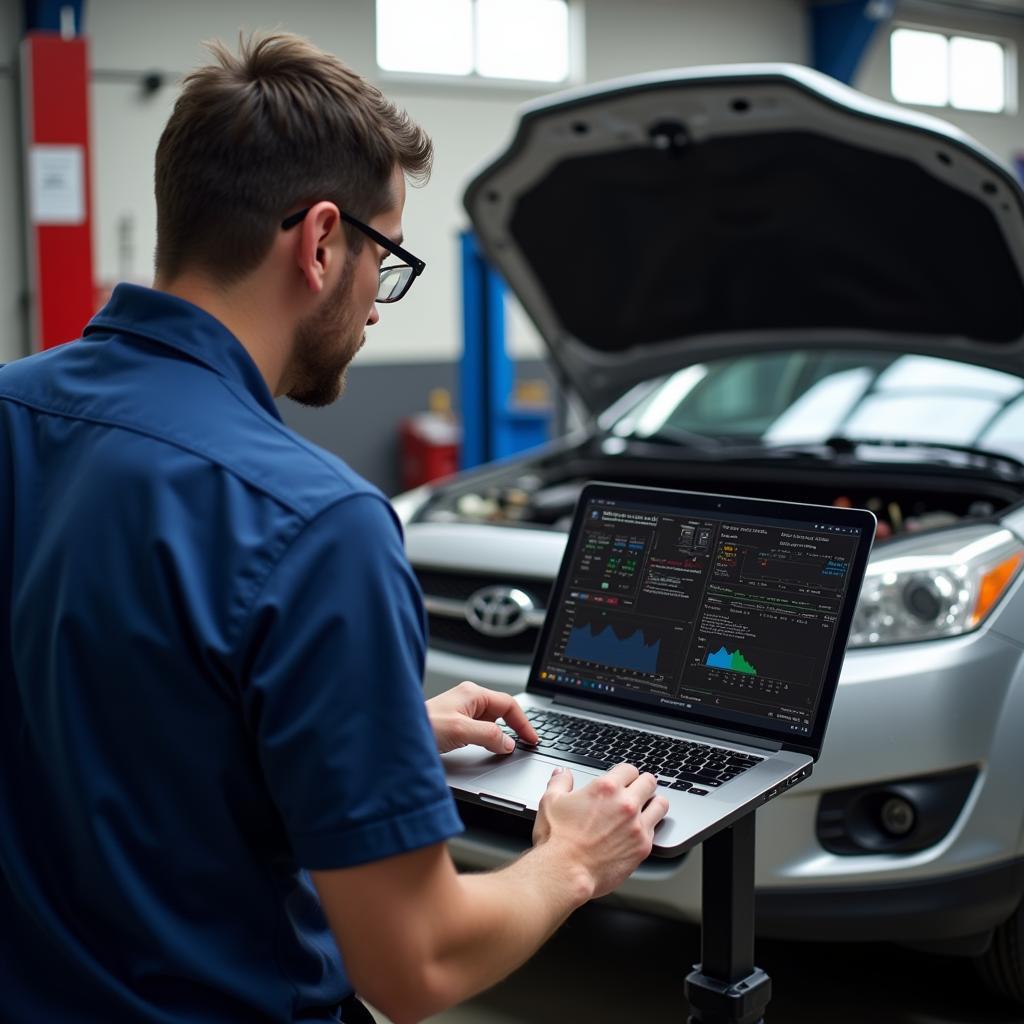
top-left (443, 482), bottom-right (875, 857)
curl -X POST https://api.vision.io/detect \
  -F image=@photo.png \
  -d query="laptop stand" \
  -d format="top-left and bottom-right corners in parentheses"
top-left (454, 799), bottom-right (774, 1021)
top-left (685, 811), bottom-right (771, 1024)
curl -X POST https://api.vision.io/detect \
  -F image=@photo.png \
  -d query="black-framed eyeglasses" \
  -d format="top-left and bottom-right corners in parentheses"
top-left (280, 206), bottom-right (426, 303)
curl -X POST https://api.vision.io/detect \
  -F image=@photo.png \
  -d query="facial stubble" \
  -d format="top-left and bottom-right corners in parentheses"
top-left (286, 255), bottom-right (363, 408)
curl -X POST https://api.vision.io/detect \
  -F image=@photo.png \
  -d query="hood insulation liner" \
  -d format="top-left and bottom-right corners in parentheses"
top-left (508, 131), bottom-right (1024, 351)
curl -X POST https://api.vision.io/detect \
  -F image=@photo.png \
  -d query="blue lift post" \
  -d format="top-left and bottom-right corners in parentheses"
top-left (810, 0), bottom-right (894, 84)
top-left (459, 231), bottom-right (552, 471)
top-left (23, 1), bottom-right (85, 32)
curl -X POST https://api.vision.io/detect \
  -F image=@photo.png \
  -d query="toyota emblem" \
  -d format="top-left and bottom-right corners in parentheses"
top-left (465, 586), bottom-right (535, 637)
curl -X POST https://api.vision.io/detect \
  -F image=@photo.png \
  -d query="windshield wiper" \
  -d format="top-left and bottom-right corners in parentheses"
top-left (638, 428), bottom-right (834, 461)
top-left (632, 430), bottom-right (1024, 473)
top-left (627, 425), bottom-right (1024, 474)
top-left (633, 424), bottom-right (725, 453)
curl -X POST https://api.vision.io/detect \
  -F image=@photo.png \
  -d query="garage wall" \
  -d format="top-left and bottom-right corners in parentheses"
top-left (0, 0), bottom-right (809, 489)
top-left (81, 0), bottom-right (808, 367)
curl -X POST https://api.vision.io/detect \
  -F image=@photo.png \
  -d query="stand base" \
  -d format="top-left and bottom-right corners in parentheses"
top-left (685, 964), bottom-right (772, 1024)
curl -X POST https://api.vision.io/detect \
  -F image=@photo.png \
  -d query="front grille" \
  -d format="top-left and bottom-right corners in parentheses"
top-left (415, 568), bottom-right (552, 664)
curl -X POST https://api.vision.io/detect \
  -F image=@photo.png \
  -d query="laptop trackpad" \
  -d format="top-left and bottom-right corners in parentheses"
top-left (473, 758), bottom-right (603, 806)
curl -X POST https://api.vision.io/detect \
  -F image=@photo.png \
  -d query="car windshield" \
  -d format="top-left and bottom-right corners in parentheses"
top-left (606, 349), bottom-right (1024, 460)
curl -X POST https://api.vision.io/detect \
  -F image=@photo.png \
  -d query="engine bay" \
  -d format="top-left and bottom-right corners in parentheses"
top-left (415, 443), bottom-right (1020, 541)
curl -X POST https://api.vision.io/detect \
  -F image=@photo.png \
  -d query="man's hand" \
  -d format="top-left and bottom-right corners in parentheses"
top-left (315, 699), bottom-right (669, 1022)
top-left (425, 680), bottom-right (538, 755)
top-left (532, 763), bottom-right (669, 898)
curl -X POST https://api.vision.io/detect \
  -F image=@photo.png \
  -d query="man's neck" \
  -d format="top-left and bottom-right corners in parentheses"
top-left (155, 273), bottom-right (291, 396)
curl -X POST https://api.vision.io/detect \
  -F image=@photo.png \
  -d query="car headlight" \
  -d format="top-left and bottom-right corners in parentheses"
top-left (849, 526), bottom-right (1024, 648)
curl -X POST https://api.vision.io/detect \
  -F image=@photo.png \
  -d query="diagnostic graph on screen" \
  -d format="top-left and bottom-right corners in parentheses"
top-left (705, 645), bottom-right (757, 675)
top-left (556, 612), bottom-right (687, 680)
top-left (739, 549), bottom-right (849, 592)
top-left (695, 636), bottom-right (816, 690)
top-left (565, 622), bottom-right (660, 673)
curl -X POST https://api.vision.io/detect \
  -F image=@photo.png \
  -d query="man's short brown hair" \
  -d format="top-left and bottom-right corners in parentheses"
top-left (154, 33), bottom-right (432, 284)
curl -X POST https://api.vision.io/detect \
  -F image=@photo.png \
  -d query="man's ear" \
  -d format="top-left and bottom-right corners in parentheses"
top-left (295, 201), bottom-right (343, 294)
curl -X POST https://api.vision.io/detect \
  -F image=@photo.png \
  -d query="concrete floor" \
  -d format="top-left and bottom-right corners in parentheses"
top-left (372, 902), bottom-right (1024, 1024)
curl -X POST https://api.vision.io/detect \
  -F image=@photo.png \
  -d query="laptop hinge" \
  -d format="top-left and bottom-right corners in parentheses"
top-left (551, 695), bottom-right (783, 752)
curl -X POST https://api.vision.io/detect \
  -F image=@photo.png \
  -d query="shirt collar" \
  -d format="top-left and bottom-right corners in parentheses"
top-left (84, 283), bottom-right (282, 421)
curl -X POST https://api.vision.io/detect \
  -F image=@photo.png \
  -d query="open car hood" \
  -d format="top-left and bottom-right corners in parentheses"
top-left (464, 64), bottom-right (1024, 413)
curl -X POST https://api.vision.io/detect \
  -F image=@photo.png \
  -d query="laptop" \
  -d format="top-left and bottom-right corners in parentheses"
top-left (442, 482), bottom-right (875, 856)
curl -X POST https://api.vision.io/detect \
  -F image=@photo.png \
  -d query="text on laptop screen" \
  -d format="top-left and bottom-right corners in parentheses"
top-left (535, 498), bottom-right (863, 738)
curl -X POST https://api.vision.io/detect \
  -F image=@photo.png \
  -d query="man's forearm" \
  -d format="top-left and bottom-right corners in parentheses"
top-left (319, 839), bottom-right (595, 1024)
top-left (316, 768), bottom-right (662, 1023)
top-left (423, 838), bottom-right (594, 1011)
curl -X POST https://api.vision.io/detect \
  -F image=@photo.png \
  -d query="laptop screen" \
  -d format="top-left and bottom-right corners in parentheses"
top-left (529, 484), bottom-right (874, 749)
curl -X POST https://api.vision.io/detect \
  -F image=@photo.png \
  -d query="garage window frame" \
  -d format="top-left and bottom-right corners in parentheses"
top-left (889, 22), bottom-right (1017, 116)
top-left (374, 0), bottom-right (584, 90)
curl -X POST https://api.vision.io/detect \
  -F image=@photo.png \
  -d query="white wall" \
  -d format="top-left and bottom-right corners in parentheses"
top-left (583, 0), bottom-right (806, 83)
top-left (0, 0), bottom-right (809, 364)
top-left (856, 0), bottom-right (1024, 167)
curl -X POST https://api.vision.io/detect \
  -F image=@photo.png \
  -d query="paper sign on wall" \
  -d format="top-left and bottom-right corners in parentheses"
top-left (29, 145), bottom-right (85, 225)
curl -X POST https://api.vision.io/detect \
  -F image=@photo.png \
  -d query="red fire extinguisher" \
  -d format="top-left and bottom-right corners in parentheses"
top-left (398, 389), bottom-right (462, 491)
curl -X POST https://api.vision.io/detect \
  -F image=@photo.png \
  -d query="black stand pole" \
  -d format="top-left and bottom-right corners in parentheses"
top-left (684, 813), bottom-right (772, 1024)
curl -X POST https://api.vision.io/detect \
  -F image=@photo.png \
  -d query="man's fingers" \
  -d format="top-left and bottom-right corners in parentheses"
top-left (460, 718), bottom-right (516, 754)
top-left (468, 696), bottom-right (536, 745)
top-left (500, 704), bottom-right (539, 745)
top-left (641, 794), bottom-right (670, 830)
top-left (546, 766), bottom-right (575, 793)
top-left (626, 770), bottom-right (659, 805)
top-left (604, 762), bottom-right (641, 787)
top-left (487, 695), bottom-right (538, 745)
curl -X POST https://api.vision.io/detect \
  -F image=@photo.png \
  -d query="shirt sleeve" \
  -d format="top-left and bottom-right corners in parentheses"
top-left (238, 492), bottom-right (463, 870)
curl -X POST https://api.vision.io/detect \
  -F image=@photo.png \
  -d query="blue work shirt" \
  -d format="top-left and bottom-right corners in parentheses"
top-left (0, 284), bottom-right (463, 1023)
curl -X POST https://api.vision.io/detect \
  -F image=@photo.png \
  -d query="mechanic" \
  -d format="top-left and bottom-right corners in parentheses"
top-left (0, 32), bottom-right (669, 1024)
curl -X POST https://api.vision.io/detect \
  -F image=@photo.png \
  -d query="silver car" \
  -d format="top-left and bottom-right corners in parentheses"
top-left (395, 65), bottom-right (1024, 1005)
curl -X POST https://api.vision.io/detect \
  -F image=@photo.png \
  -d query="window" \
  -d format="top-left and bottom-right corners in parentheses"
top-left (890, 26), bottom-right (1010, 113)
top-left (376, 0), bottom-right (572, 83)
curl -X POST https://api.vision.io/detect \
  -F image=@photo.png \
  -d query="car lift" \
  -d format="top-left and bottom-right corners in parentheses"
top-left (459, 231), bottom-right (557, 471)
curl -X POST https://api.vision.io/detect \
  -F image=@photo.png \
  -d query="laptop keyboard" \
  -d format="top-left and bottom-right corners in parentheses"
top-left (503, 708), bottom-right (764, 796)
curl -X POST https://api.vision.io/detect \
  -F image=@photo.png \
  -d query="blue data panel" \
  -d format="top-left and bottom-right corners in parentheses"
top-left (565, 622), bottom-right (661, 675)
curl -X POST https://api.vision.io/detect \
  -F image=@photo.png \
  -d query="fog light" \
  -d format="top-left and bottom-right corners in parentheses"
top-left (880, 796), bottom-right (916, 836)
top-left (816, 767), bottom-right (977, 855)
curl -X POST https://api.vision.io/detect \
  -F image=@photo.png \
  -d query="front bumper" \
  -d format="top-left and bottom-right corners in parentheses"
top-left (429, 626), bottom-right (1024, 939)
top-left (756, 856), bottom-right (1024, 942)
top-left (452, 799), bottom-right (1024, 942)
